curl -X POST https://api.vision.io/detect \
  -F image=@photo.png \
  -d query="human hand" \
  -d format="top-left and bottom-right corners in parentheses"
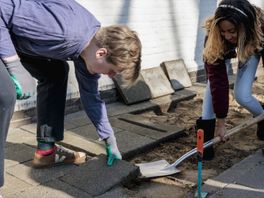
top-left (216, 119), bottom-right (229, 142)
top-left (5, 59), bottom-right (36, 99)
top-left (105, 135), bottom-right (122, 166)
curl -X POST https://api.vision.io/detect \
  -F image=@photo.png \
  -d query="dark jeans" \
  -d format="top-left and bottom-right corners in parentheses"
top-left (0, 60), bottom-right (16, 186)
top-left (19, 54), bottom-right (69, 142)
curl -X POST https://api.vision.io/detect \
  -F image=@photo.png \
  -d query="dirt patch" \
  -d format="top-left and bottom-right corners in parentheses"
top-left (126, 80), bottom-right (264, 198)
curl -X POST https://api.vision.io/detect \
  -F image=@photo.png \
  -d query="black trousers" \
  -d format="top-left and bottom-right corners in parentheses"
top-left (20, 54), bottom-right (69, 142)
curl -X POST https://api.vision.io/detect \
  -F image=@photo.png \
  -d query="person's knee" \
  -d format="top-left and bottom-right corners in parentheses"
top-left (234, 92), bottom-right (252, 106)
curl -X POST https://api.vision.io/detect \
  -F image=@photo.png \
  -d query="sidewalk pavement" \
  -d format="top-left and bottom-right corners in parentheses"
top-left (3, 84), bottom-right (263, 198)
top-left (201, 149), bottom-right (264, 198)
top-left (0, 89), bottom-right (195, 198)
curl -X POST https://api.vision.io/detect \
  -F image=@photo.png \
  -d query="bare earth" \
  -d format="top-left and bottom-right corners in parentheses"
top-left (125, 80), bottom-right (264, 198)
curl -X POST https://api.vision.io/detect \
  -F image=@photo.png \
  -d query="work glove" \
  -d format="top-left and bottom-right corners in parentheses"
top-left (105, 135), bottom-right (122, 166)
top-left (5, 59), bottom-right (36, 100)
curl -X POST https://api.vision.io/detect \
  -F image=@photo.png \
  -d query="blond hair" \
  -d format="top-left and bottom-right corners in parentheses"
top-left (94, 25), bottom-right (141, 86)
top-left (203, 5), bottom-right (264, 64)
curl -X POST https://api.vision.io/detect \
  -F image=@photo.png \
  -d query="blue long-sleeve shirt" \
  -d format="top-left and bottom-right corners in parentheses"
top-left (0, 0), bottom-right (113, 139)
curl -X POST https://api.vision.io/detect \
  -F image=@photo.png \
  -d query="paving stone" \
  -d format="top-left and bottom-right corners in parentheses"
top-left (65, 110), bottom-right (87, 120)
top-left (96, 187), bottom-right (132, 198)
top-left (69, 124), bottom-right (122, 141)
top-left (118, 114), bottom-right (180, 133)
top-left (213, 150), bottom-right (263, 184)
top-left (0, 173), bottom-right (32, 197)
top-left (64, 121), bottom-right (78, 130)
top-left (107, 89), bottom-right (196, 116)
top-left (21, 114), bottom-right (91, 132)
top-left (203, 150), bottom-right (264, 196)
top-left (5, 143), bottom-right (35, 168)
top-left (67, 124), bottom-right (99, 140)
top-left (10, 179), bottom-right (92, 198)
top-left (210, 186), bottom-right (264, 198)
top-left (107, 101), bottom-right (154, 117)
top-left (20, 123), bottom-right (37, 134)
top-left (203, 179), bottom-right (228, 196)
top-left (60, 155), bottom-right (139, 196)
top-left (141, 67), bottom-right (174, 98)
top-left (6, 128), bottom-right (35, 146)
top-left (62, 131), bottom-right (106, 156)
top-left (116, 131), bottom-right (156, 159)
top-left (64, 116), bottom-right (92, 127)
top-left (161, 59), bottom-right (192, 90)
top-left (6, 161), bottom-right (77, 186)
top-left (113, 74), bottom-right (151, 104)
top-left (235, 160), bottom-right (264, 189)
top-left (110, 117), bottom-right (184, 141)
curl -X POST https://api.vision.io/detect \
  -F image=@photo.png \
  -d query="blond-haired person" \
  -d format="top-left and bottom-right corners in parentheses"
top-left (196, 0), bottom-right (264, 160)
top-left (0, 0), bottom-right (141, 187)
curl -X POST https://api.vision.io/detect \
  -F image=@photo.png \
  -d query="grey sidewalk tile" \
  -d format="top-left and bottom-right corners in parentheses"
top-left (20, 123), bottom-right (37, 134)
top-left (110, 117), bottom-right (184, 141)
top-left (5, 143), bottom-right (35, 168)
top-left (67, 124), bottom-right (99, 140)
top-left (113, 74), bottom-right (151, 105)
top-left (107, 101), bottom-right (155, 117)
top-left (210, 186), bottom-right (264, 198)
top-left (95, 187), bottom-right (132, 198)
top-left (6, 161), bottom-right (78, 186)
top-left (60, 155), bottom-right (139, 196)
top-left (213, 150), bottom-right (263, 184)
top-left (65, 111), bottom-right (92, 127)
top-left (203, 150), bottom-right (264, 197)
top-left (203, 179), bottom-right (228, 196)
top-left (235, 161), bottom-right (264, 189)
top-left (141, 67), bottom-right (174, 98)
top-left (118, 113), bottom-right (180, 133)
top-left (64, 110), bottom-right (86, 120)
top-left (116, 131), bottom-right (156, 159)
top-left (6, 128), bottom-right (35, 146)
top-left (9, 180), bottom-right (92, 198)
top-left (161, 59), bottom-right (192, 90)
top-left (63, 121), bottom-right (78, 130)
top-left (106, 89), bottom-right (196, 117)
top-left (0, 173), bottom-right (33, 197)
top-left (62, 131), bottom-right (105, 156)
top-left (68, 124), bottom-right (122, 141)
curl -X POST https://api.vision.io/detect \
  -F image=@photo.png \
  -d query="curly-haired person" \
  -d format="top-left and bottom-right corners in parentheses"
top-left (197, 0), bottom-right (264, 160)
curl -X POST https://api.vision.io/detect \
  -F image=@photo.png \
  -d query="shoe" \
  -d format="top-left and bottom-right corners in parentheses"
top-left (196, 117), bottom-right (216, 160)
top-left (32, 145), bottom-right (86, 168)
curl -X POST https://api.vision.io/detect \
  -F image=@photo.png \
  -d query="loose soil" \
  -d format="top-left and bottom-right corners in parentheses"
top-left (124, 80), bottom-right (264, 198)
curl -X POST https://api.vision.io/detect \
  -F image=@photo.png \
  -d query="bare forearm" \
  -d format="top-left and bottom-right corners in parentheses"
top-left (216, 118), bottom-right (225, 127)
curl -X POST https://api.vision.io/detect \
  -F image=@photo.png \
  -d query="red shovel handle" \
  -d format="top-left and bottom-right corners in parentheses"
top-left (197, 129), bottom-right (204, 154)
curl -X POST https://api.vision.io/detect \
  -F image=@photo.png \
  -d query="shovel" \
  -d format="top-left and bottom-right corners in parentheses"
top-left (137, 113), bottom-right (264, 178)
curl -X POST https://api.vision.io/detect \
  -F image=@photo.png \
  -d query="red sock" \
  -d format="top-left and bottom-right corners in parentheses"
top-left (36, 146), bottom-right (56, 156)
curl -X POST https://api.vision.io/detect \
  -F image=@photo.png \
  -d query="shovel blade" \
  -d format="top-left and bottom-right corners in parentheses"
top-left (136, 160), bottom-right (181, 178)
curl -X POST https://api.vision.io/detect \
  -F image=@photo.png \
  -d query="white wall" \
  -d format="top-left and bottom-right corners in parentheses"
top-left (15, 0), bottom-right (264, 111)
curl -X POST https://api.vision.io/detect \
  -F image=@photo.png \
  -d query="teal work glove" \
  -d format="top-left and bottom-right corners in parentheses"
top-left (105, 135), bottom-right (122, 166)
top-left (5, 59), bottom-right (36, 100)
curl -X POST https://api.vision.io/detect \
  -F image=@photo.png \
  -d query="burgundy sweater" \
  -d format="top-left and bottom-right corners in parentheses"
top-left (204, 19), bottom-right (264, 119)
